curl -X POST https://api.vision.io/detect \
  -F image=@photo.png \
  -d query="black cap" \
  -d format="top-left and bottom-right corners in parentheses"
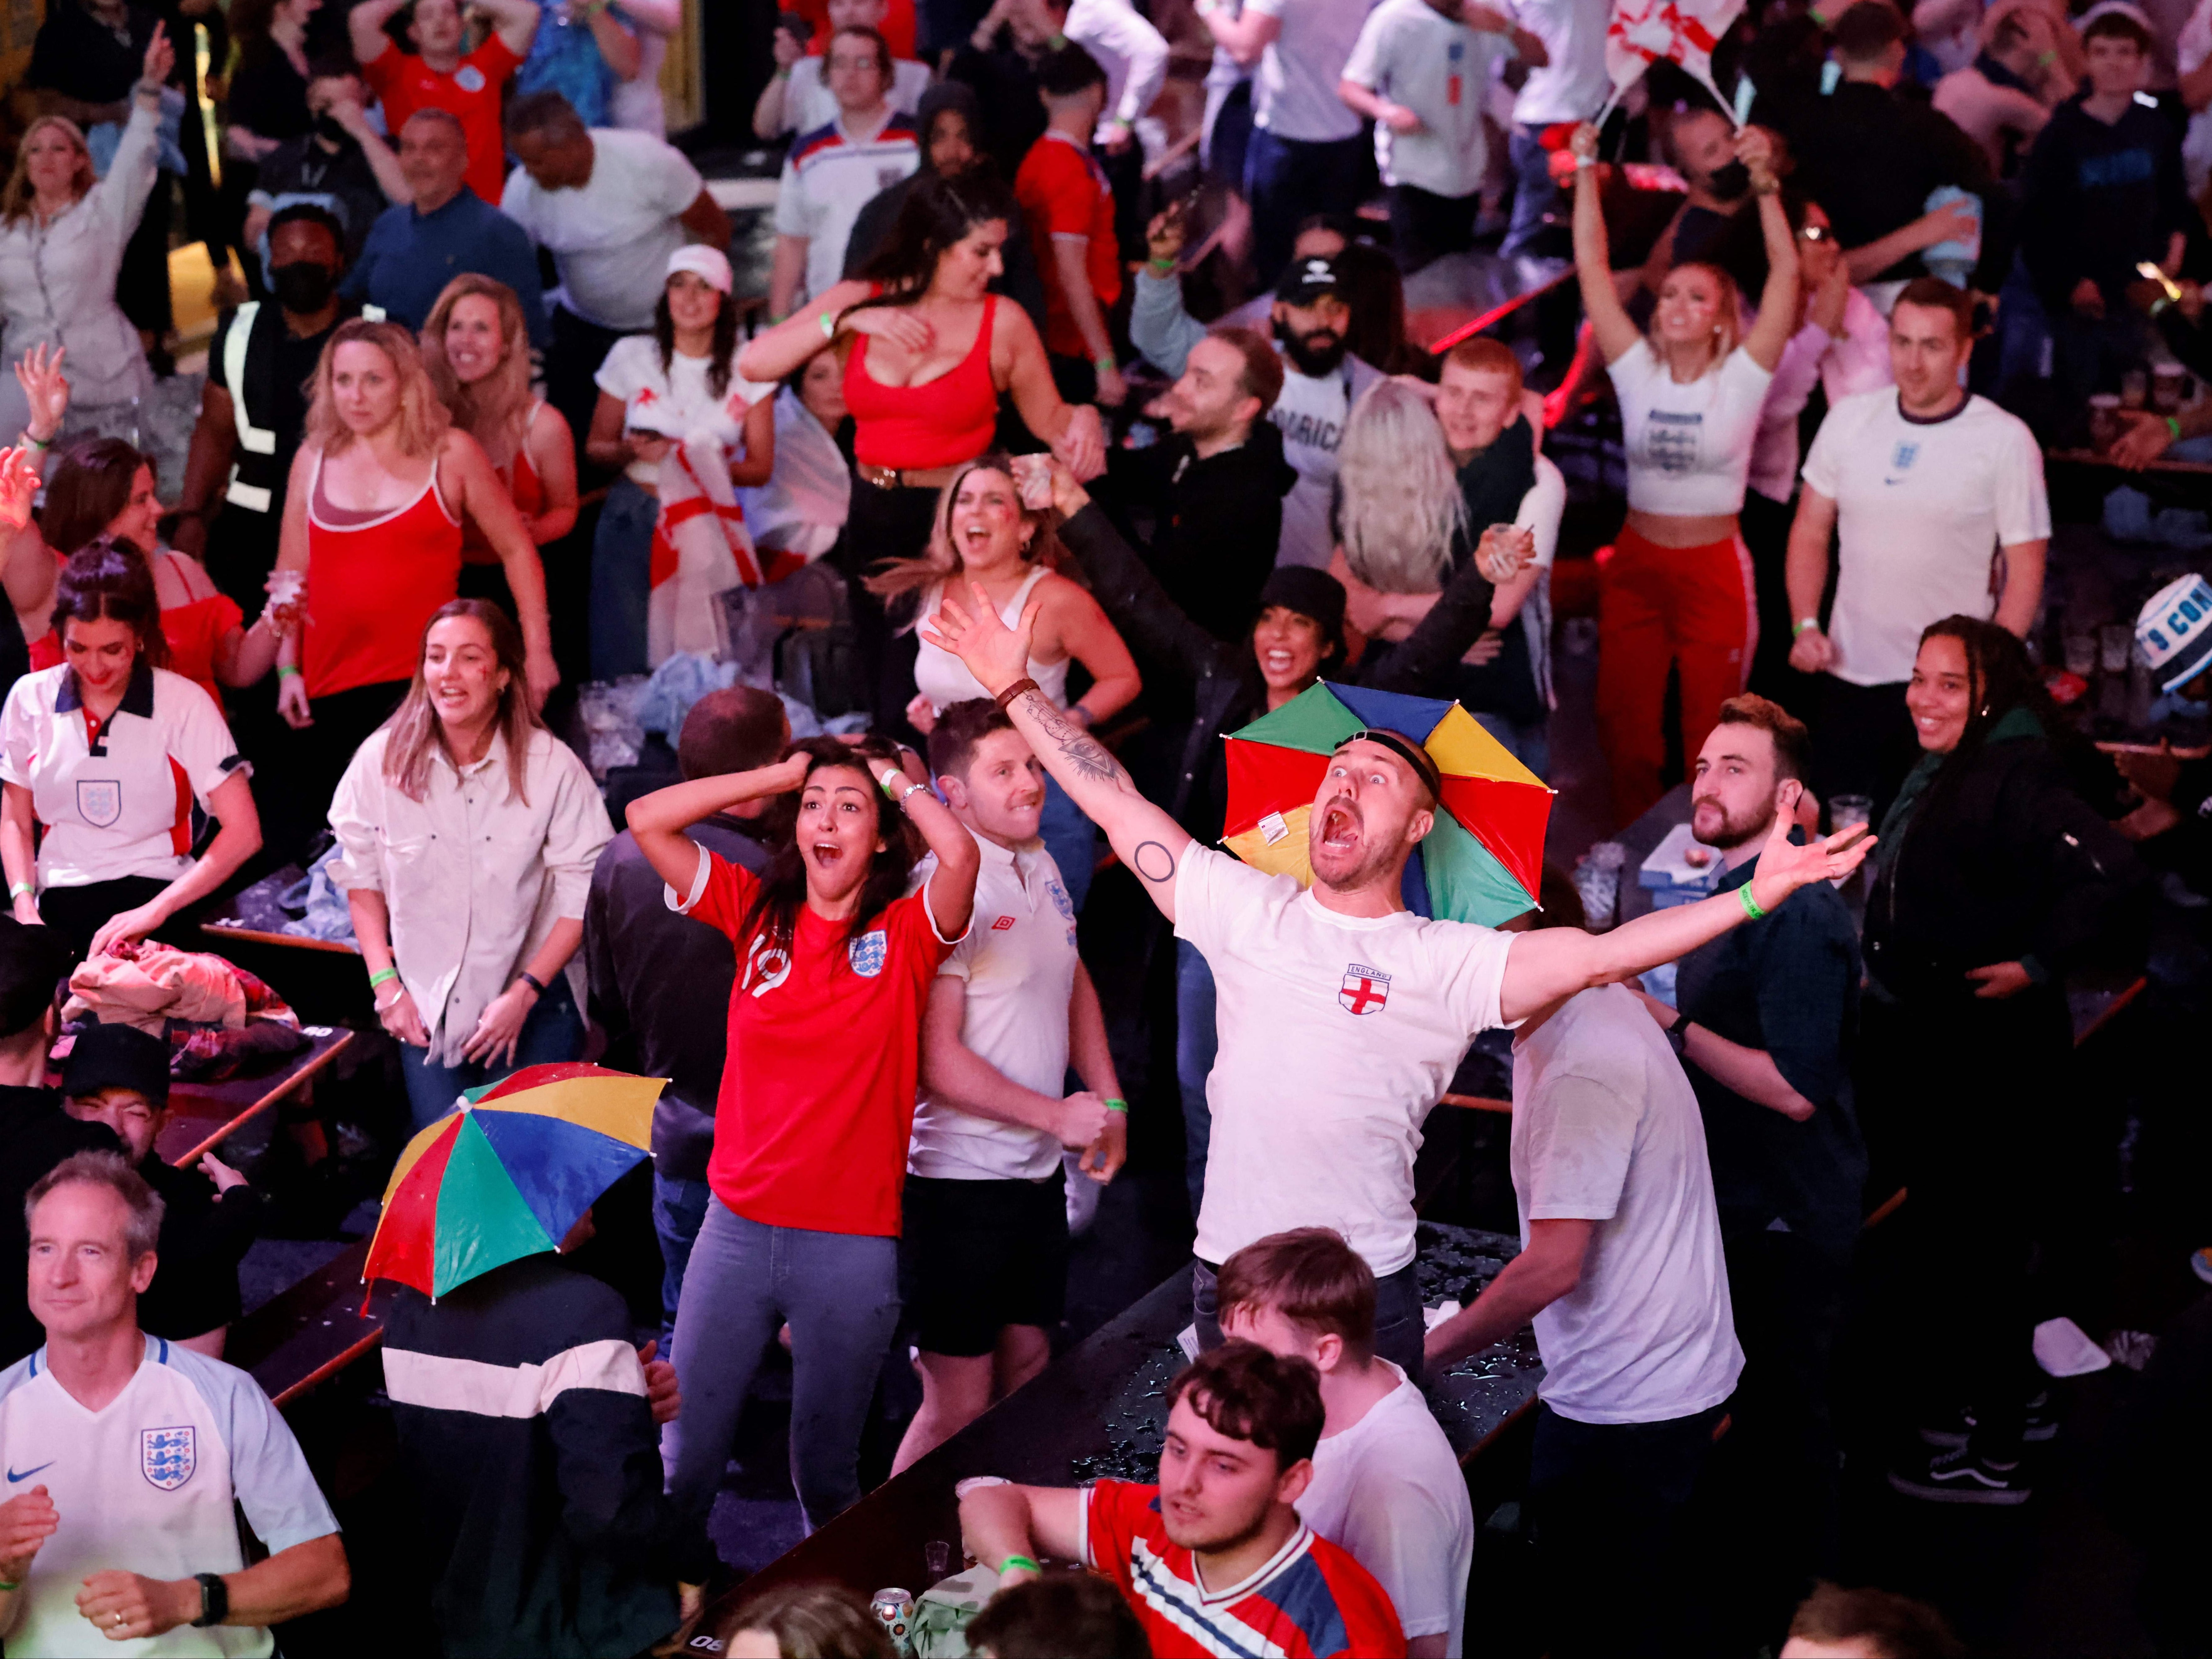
top-left (1256, 566), bottom-right (1347, 654)
top-left (1275, 255), bottom-right (1344, 306)
top-left (0, 916), bottom-right (73, 1041)
top-left (63, 1022), bottom-right (172, 1108)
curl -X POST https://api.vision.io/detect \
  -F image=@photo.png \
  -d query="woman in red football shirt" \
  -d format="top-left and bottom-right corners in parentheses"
top-left (629, 730), bottom-right (979, 1529)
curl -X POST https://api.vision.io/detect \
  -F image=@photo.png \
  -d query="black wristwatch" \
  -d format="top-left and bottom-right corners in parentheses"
top-left (1664, 1011), bottom-right (1690, 1063)
top-left (192, 1572), bottom-right (228, 1627)
top-left (518, 970), bottom-right (547, 997)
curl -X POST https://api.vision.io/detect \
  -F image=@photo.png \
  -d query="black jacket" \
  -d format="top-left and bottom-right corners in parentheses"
top-left (383, 1255), bottom-right (708, 1659)
top-left (1103, 423), bottom-right (1299, 647)
top-left (1865, 723), bottom-right (2147, 1005)
top-left (0, 1085), bottom-right (120, 1367)
top-left (2021, 96), bottom-right (2199, 311)
top-left (1060, 503), bottom-right (1499, 842)
top-left (137, 1157), bottom-right (260, 1343)
top-left (1776, 81), bottom-right (1993, 283)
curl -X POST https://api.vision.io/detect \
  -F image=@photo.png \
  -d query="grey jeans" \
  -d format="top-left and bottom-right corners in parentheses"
top-left (664, 1198), bottom-right (901, 1531)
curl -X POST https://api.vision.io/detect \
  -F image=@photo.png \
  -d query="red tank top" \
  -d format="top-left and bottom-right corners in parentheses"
top-left (844, 295), bottom-right (1000, 471)
top-left (303, 451), bottom-right (463, 698)
top-left (462, 403), bottom-right (547, 567)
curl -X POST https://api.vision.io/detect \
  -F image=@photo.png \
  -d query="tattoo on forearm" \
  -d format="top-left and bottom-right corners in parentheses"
top-left (1019, 690), bottom-right (1123, 784)
top-left (1132, 840), bottom-right (1175, 883)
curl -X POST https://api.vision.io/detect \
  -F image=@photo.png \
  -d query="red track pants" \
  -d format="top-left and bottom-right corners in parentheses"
top-left (1595, 523), bottom-right (1757, 827)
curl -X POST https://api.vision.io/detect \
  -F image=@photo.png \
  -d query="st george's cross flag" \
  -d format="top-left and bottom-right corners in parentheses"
top-left (1602, 0), bottom-right (1744, 121)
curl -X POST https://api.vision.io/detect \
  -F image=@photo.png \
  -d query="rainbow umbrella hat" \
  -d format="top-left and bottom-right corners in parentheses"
top-left (363, 1062), bottom-right (664, 1301)
top-left (1222, 681), bottom-right (1553, 926)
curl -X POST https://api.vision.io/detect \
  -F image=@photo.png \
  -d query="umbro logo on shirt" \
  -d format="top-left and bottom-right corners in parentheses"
top-left (991, 915), bottom-right (1016, 930)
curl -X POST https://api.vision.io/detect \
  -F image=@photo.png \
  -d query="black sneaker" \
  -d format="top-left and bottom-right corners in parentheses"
top-left (1958, 1390), bottom-right (2058, 1444)
top-left (1888, 1445), bottom-right (2033, 1505)
top-left (1919, 1406), bottom-right (1972, 1449)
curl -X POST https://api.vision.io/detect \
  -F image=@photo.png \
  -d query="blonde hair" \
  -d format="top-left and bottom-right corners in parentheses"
top-left (863, 452), bottom-right (1064, 603)
top-left (304, 319), bottom-right (453, 458)
top-left (2, 117), bottom-right (96, 226)
top-left (421, 275), bottom-right (537, 470)
top-left (1649, 261), bottom-right (1744, 365)
top-left (381, 600), bottom-right (542, 805)
top-left (1333, 379), bottom-right (1465, 594)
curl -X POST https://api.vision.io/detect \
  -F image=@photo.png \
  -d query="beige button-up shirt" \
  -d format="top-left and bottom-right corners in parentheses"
top-left (330, 725), bottom-right (613, 1066)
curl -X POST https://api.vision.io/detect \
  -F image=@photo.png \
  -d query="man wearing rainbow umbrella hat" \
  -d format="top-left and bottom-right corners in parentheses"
top-left (924, 583), bottom-right (1875, 1378)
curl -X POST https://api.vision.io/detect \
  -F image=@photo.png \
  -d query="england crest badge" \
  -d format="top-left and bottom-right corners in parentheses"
top-left (141, 1426), bottom-right (195, 1491)
top-left (1339, 964), bottom-right (1390, 1015)
top-left (77, 779), bottom-right (122, 827)
top-left (849, 929), bottom-right (888, 978)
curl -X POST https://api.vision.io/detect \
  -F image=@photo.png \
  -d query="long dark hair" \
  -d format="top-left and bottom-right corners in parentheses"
top-left (739, 736), bottom-right (923, 953)
top-left (42, 438), bottom-right (150, 557)
top-left (53, 539), bottom-right (169, 669)
top-left (654, 282), bottom-right (739, 400)
top-left (1917, 615), bottom-right (2057, 771)
top-left (845, 169), bottom-right (1016, 327)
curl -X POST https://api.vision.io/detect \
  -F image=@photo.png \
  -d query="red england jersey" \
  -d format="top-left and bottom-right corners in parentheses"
top-left (362, 35), bottom-right (521, 204)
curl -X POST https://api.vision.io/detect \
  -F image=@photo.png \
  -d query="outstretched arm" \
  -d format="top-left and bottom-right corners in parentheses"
top-left (869, 755), bottom-right (980, 940)
top-left (1740, 132), bottom-right (1800, 372)
top-left (1496, 800), bottom-right (1872, 1025)
top-left (922, 585), bottom-right (1191, 922)
top-left (626, 756), bottom-right (811, 892)
top-left (349, 0), bottom-right (404, 65)
top-left (1568, 125), bottom-right (1642, 365)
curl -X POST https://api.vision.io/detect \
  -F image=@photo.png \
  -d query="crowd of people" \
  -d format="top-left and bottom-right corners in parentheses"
top-left (0, 0), bottom-right (2206, 1653)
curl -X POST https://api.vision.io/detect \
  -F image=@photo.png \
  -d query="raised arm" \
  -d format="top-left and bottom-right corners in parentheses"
top-left (1740, 133), bottom-right (1800, 373)
top-left (349, 0), bottom-right (404, 66)
top-left (737, 279), bottom-right (880, 384)
top-left (1567, 125), bottom-right (1642, 365)
top-left (328, 91), bottom-right (411, 204)
top-left (1129, 204), bottom-right (1206, 377)
top-left (626, 756), bottom-right (812, 892)
top-left (869, 755), bottom-right (980, 939)
top-left (921, 585), bottom-right (1192, 922)
top-left (584, 1), bottom-right (641, 80)
top-left (1496, 803), bottom-right (1872, 1025)
top-left (476, 0), bottom-right (543, 57)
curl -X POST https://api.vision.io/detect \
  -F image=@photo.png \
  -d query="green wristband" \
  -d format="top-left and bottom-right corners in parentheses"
top-left (998, 1554), bottom-right (1042, 1576)
top-left (2168, 415), bottom-right (2183, 441)
top-left (8, 882), bottom-right (29, 900)
top-left (368, 966), bottom-right (399, 989)
top-left (276, 664), bottom-right (302, 679)
top-left (0, 1580), bottom-right (19, 1592)
top-left (1738, 883), bottom-right (1767, 922)
top-left (1103, 1098), bottom-right (1128, 1114)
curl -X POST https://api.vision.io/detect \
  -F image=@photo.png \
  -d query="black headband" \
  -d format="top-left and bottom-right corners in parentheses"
top-left (1335, 729), bottom-right (1442, 803)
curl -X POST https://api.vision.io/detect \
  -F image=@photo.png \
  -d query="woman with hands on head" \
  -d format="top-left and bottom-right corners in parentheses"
top-left (627, 732), bottom-right (979, 1534)
top-left (737, 171), bottom-right (1107, 729)
top-left (0, 24), bottom-right (174, 441)
top-left (329, 600), bottom-right (612, 1133)
top-left (1568, 115), bottom-right (1800, 825)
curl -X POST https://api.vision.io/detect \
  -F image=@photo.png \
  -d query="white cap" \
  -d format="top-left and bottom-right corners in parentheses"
top-left (2135, 573), bottom-right (2212, 693)
top-left (2077, 1), bottom-right (2156, 33)
top-left (667, 244), bottom-right (733, 296)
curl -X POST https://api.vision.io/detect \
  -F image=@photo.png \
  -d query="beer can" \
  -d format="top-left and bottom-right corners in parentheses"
top-left (870, 1587), bottom-right (916, 1655)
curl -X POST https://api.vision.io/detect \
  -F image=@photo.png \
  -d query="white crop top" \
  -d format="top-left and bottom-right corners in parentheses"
top-left (912, 566), bottom-right (1072, 715)
top-left (1607, 339), bottom-right (1775, 516)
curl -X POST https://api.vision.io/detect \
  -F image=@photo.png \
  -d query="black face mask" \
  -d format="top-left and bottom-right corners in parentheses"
top-left (312, 111), bottom-right (352, 146)
top-left (1706, 158), bottom-right (1752, 203)
top-left (1276, 319), bottom-right (1348, 378)
top-left (270, 261), bottom-right (338, 314)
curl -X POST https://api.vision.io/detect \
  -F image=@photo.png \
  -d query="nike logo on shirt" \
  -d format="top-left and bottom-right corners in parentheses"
top-left (6, 1461), bottom-right (54, 1482)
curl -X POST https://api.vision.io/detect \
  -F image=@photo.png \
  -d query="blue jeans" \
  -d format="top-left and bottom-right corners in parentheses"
top-left (398, 974), bottom-right (585, 1134)
top-left (1175, 939), bottom-right (1218, 1222)
top-left (589, 476), bottom-right (659, 681)
top-left (665, 1200), bottom-right (901, 1532)
top-left (1245, 127), bottom-right (1368, 290)
top-left (1505, 125), bottom-right (1561, 257)
top-left (1038, 773), bottom-right (1095, 916)
top-left (652, 1174), bottom-right (712, 1354)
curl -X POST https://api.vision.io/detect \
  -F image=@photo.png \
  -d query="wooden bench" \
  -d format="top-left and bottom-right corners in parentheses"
top-left (155, 1027), bottom-right (356, 1168)
top-left (229, 1238), bottom-right (384, 1411)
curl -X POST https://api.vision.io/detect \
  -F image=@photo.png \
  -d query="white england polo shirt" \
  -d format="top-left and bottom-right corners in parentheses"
top-left (0, 1333), bottom-right (340, 1657)
top-left (0, 664), bottom-right (248, 890)
top-left (907, 830), bottom-right (1081, 1183)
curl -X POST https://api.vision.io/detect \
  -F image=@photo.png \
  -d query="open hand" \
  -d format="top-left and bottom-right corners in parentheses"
top-left (2109, 408), bottom-right (2175, 471)
top-left (77, 1569), bottom-right (194, 1642)
top-left (88, 901), bottom-right (166, 960)
top-left (1964, 960), bottom-right (2032, 999)
top-left (460, 980), bottom-right (537, 1067)
top-left (844, 305), bottom-right (934, 355)
top-left (1745, 792), bottom-right (1873, 912)
top-left (14, 343), bottom-right (69, 443)
top-left (1475, 523), bottom-right (1533, 583)
top-left (919, 583), bottom-right (1042, 700)
top-left (1045, 454), bottom-right (1092, 518)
